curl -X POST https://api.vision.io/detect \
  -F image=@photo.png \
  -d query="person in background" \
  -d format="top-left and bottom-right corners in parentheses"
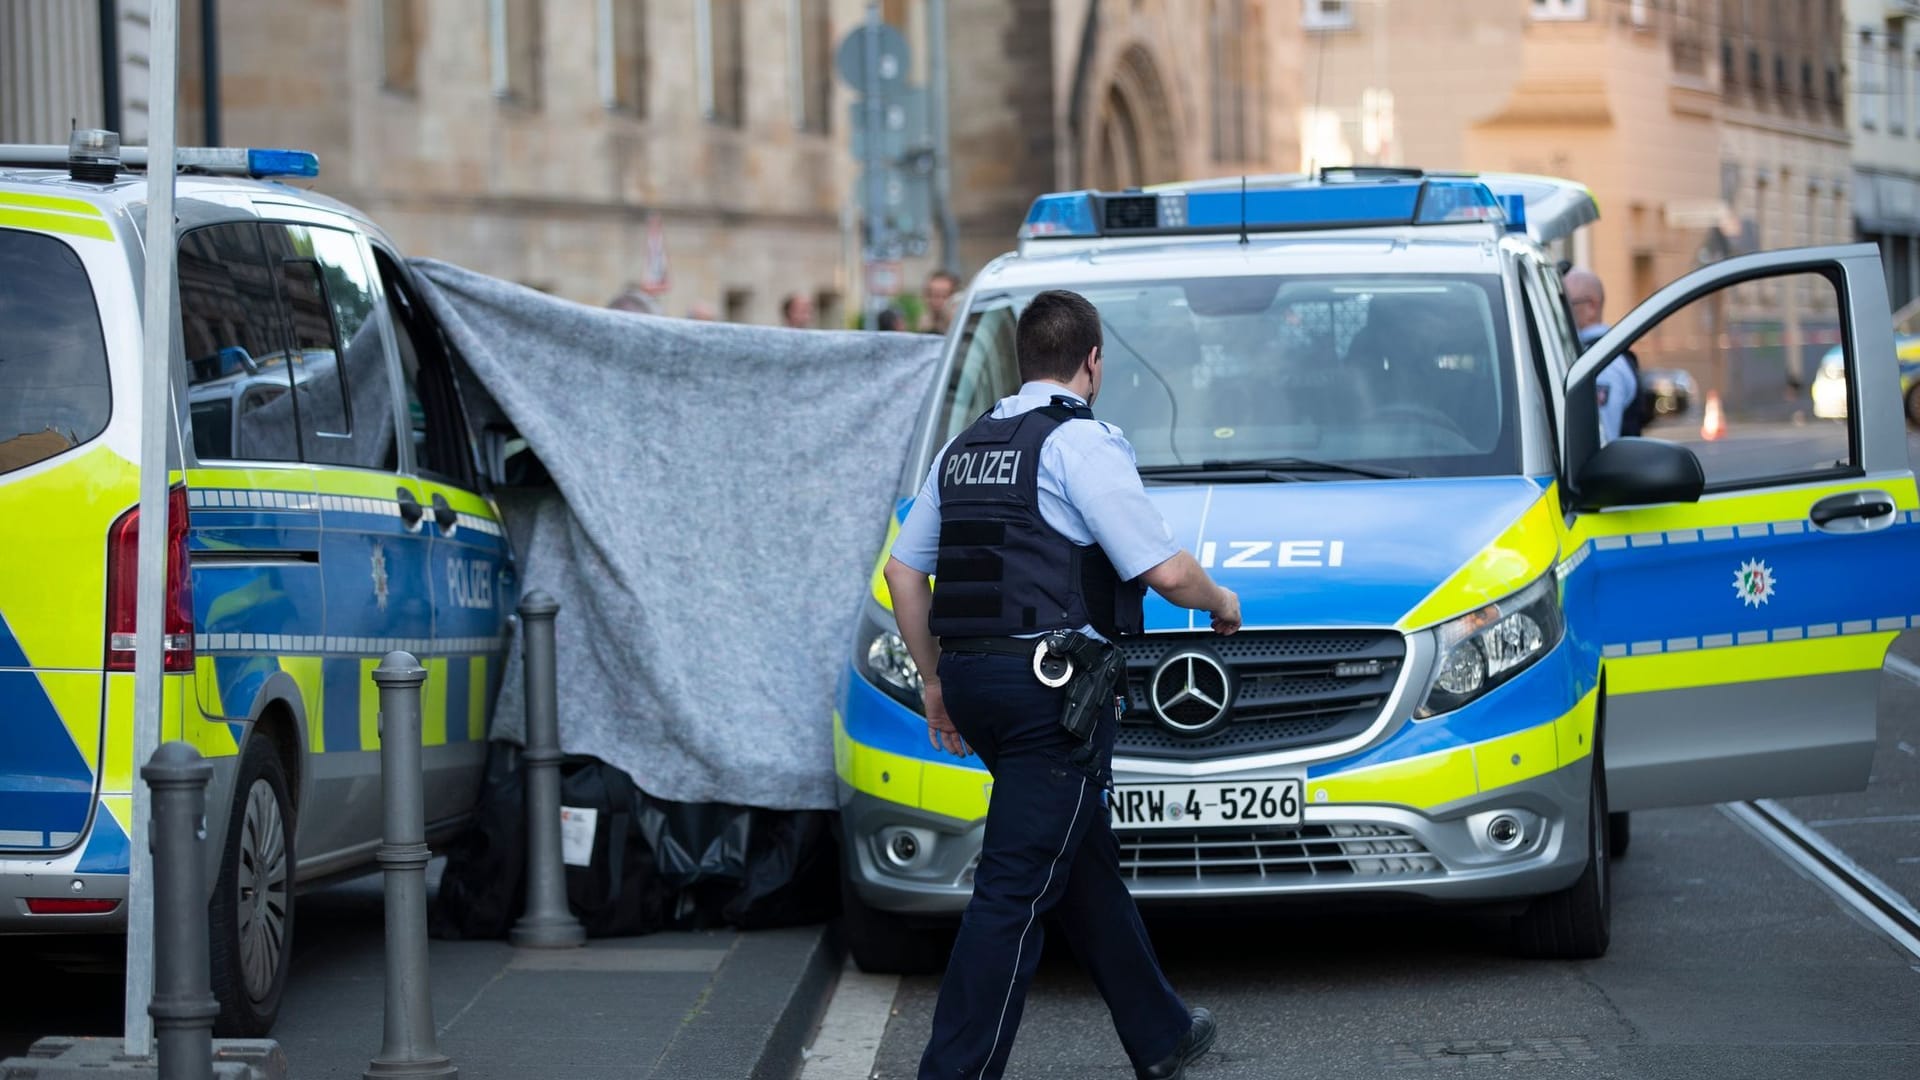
top-left (607, 285), bottom-right (660, 315)
top-left (686, 302), bottom-right (718, 321)
top-left (917, 270), bottom-right (961, 335)
top-left (781, 293), bottom-right (816, 329)
top-left (877, 307), bottom-right (906, 332)
top-left (1564, 268), bottom-right (1641, 442)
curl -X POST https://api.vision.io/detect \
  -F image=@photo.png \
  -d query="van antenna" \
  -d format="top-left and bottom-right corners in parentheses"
top-left (1238, 175), bottom-right (1249, 246)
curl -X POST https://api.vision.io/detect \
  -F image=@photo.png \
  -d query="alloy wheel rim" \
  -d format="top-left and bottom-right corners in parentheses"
top-left (235, 778), bottom-right (289, 1002)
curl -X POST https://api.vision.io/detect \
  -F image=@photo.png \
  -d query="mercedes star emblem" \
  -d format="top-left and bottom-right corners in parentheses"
top-left (1149, 649), bottom-right (1234, 736)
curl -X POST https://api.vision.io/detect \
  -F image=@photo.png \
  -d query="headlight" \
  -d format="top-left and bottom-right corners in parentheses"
top-left (1418, 575), bottom-right (1563, 718)
top-left (855, 603), bottom-right (924, 712)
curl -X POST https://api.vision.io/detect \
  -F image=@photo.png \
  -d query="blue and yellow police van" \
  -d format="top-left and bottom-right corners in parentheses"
top-left (834, 169), bottom-right (1918, 971)
top-left (0, 133), bottom-right (511, 1033)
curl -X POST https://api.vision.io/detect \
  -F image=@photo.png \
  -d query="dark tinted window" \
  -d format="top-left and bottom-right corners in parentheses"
top-left (0, 230), bottom-right (111, 474)
top-left (271, 225), bottom-right (396, 470)
top-left (181, 223), bottom-right (299, 462)
top-left (375, 250), bottom-right (473, 485)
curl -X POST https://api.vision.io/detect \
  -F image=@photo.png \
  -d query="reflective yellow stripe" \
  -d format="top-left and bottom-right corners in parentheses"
top-left (834, 711), bottom-right (934, 810)
top-left (419, 482), bottom-right (497, 520)
top-left (870, 518), bottom-right (900, 611)
top-left (1607, 633), bottom-right (1894, 695)
top-left (0, 208), bottom-right (113, 242)
top-left (358, 657), bottom-right (382, 749)
top-left (186, 465), bottom-right (317, 497)
top-left (1567, 480), bottom-right (1918, 544)
top-left (0, 191), bottom-right (106, 217)
top-left (1398, 493), bottom-right (1558, 631)
top-left (1307, 746), bottom-right (1478, 809)
top-left (39, 672), bottom-right (105, 776)
top-left (314, 468), bottom-right (411, 499)
top-left (421, 657), bottom-right (448, 746)
top-left (468, 656), bottom-right (489, 740)
top-left (1554, 686), bottom-right (1598, 763)
top-left (277, 656), bottom-right (326, 754)
top-left (920, 756), bottom-right (991, 821)
top-left (1475, 722), bottom-right (1561, 792)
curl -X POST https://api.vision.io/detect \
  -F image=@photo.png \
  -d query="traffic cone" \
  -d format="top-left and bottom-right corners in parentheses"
top-left (1701, 390), bottom-right (1725, 441)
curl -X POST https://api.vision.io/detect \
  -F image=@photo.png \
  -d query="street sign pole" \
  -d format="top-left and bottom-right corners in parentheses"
top-left (126, 0), bottom-right (181, 1057)
top-left (861, 2), bottom-right (886, 331)
top-left (926, 0), bottom-right (959, 275)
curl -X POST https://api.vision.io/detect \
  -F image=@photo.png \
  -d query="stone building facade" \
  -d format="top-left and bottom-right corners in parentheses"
top-left (1847, 0), bottom-right (1920, 312)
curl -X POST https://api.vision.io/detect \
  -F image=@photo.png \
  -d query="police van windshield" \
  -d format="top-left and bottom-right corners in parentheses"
top-left (936, 275), bottom-right (1520, 479)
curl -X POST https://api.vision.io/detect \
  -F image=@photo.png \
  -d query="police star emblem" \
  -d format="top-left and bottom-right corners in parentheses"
top-left (1733, 557), bottom-right (1775, 608)
top-left (371, 542), bottom-right (390, 613)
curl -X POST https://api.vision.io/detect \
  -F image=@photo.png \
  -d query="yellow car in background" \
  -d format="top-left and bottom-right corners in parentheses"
top-left (1815, 297), bottom-right (1920, 424)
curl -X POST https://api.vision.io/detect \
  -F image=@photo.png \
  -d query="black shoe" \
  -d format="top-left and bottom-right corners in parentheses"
top-left (1136, 1007), bottom-right (1217, 1079)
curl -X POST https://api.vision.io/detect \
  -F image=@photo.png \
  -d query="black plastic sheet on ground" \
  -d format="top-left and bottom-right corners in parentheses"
top-left (431, 741), bottom-right (840, 940)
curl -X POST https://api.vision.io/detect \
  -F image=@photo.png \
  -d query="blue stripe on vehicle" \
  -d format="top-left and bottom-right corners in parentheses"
top-left (323, 657), bottom-right (363, 753)
top-left (444, 655), bottom-right (470, 743)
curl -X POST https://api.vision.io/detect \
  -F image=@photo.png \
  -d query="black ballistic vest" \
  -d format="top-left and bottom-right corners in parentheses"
top-left (927, 397), bottom-right (1146, 641)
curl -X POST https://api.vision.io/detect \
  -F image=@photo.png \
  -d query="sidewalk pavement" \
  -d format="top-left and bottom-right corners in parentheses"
top-left (270, 871), bottom-right (840, 1080)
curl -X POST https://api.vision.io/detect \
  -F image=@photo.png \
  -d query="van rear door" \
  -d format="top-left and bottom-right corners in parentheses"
top-left (0, 223), bottom-right (122, 854)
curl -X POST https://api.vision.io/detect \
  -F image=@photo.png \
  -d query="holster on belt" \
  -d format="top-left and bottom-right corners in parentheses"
top-left (1041, 630), bottom-right (1123, 742)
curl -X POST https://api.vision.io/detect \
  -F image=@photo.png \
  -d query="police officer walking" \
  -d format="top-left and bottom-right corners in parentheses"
top-left (883, 290), bottom-right (1242, 1080)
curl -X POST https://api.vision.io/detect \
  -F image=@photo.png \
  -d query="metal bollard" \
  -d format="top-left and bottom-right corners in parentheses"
top-left (365, 653), bottom-right (458, 1080)
top-left (509, 592), bottom-right (585, 948)
top-left (142, 741), bottom-right (219, 1080)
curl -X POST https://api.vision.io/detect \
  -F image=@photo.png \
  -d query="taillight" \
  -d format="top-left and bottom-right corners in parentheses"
top-left (105, 484), bottom-right (195, 673)
top-left (25, 897), bottom-right (121, 915)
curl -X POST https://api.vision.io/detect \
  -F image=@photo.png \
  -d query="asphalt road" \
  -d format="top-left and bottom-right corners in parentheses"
top-left (862, 639), bottom-right (1920, 1079)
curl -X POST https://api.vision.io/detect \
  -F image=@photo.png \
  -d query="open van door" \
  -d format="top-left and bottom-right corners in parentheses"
top-left (1559, 244), bottom-right (1915, 810)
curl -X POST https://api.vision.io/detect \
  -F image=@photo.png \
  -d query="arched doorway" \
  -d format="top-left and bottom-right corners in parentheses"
top-left (1088, 44), bottom-right (1178, 191)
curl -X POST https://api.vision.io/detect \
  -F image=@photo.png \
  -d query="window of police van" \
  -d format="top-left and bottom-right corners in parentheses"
top-left (940, 275), bottom-right (1519, 478)
top-left (181, 223), bottom-right (302, 462)
top-left (273, 224), bottom-right (398, 471)
top-left (370, 248), bottom-right (473, 485)
top-left (0, 230), bottom-right (111, 474)
top-left (1618, 269), bottom-right (1854, 488)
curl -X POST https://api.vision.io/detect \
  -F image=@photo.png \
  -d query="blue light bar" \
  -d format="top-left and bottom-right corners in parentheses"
top-left (1019, 192), bottom-right (1098, 239)
top-left (246, 148), bottom-right (320, 179)
top-left (1017, 175), bottom-right (1507, 244)
top-left (1495, 193), bottom-right (1527, 232)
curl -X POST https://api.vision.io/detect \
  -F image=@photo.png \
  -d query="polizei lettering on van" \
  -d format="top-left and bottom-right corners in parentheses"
top-left (942, 449), bottom-right (1024, 486)
top-left (448, 558), bottom-right (495, 609)
top-left (1198, 540), bottom-right (1346, 569)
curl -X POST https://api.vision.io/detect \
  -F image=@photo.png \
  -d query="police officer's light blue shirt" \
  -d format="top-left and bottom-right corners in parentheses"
top-left (1580, 322), bottom-right (1638, 445)
top-left (892, 382), bottom-right (1181, 631)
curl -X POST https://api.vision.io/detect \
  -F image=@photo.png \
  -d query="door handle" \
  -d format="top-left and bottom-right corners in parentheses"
top-left (396, 487), bottom-right (425, 528)
top-left (430, 492), bottom-right (458, 533)
top-left (1808, 490), bottom-right (1897, 533)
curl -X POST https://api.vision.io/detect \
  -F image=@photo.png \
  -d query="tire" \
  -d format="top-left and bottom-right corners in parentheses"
top-left (1512, 750), bottom-right (1612, 959)
top-left (209, 736), bottom-right (296, 1037)
top-left (839, 864), bottom-right (950, 976)
top-left (1608, 811), bottom-right (1631, 859)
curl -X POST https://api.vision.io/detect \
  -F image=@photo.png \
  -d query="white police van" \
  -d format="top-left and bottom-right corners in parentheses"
top-left (832, 169), bottom-right (1917, 970)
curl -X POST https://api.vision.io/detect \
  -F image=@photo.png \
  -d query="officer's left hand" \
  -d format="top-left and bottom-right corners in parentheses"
top-left (923, 681), bottom-right (970, 757)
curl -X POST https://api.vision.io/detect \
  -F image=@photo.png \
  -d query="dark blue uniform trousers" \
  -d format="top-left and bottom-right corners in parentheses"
top-left (919, 651), bottom-right (1190, 1080)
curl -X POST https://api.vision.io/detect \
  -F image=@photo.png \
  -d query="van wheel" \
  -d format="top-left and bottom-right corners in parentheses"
top-left (1608, 812), bottom-right (1631, 859)
top-left (1512, 751), bottom-right (1611, 959)
top-left (210, 737), bottom-right (295, 1037)
top-left (839, 866), bottom-right (950, 975)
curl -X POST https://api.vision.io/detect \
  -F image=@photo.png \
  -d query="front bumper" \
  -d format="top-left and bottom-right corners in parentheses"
top-left (842, 755), bottom-right (1592, 916)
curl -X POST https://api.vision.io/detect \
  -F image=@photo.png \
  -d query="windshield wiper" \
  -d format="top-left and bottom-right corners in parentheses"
top-left (1137, 457), bottom-right (1412, 481)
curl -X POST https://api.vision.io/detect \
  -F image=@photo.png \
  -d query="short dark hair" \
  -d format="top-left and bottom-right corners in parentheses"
top-left (781, 293), bottom-right (807, 320)
top-left (1015, 290), bottom-right (1101, 383)
top-left (926, 269), bottom-right (960, 290)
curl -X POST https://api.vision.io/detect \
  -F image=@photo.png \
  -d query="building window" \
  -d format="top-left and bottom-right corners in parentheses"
top-left (1302, 0), bottom-right (1352, 31)
top-left (1892, 39), bottom-right (1908, 133)
top-left (380, 0), bottom-right (421, 93)
top-left (490, 0), bottom-right (541, 105)
top-left (601, 0), bottom-right (648, 115)
top-left (791, 0), bottom-right (832, 134)
top-left (700, 0), bottom-right (746, 127)
top-left (724, 288), bottom-right (753, 324)
top-left (1860, 30), bottom-right (1880, 129)
top-left (1530, 0), bottom-right (1587, 20)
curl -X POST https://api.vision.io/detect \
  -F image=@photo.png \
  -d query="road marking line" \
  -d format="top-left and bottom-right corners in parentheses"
top-left (1724, 800), bottom-right (1920, 962)
top-left (800, 960), bottom-right (901, 1080)
top-left (1885, 654), bottom-right (1920, 687)
top-left (1807, 813), bottom-right (1920, 828)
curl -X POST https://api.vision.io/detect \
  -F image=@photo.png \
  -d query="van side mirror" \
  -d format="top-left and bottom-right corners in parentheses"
top-left (1573, 437), bottom-right (1704, 511)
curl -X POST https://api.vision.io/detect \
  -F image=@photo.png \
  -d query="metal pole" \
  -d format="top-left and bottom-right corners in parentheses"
top-left (99, 0), bottom-right (121, 134)
top-left (142, 742), bottom-right (217, 1080)
top-left (125, 0), bottom-right (180, 1056)
top-left (926, 0), bottom-right (958, 275)
top-left (510, 592), bottom-right (585, 948)
top-left (199, 0), bottom-right (219, 146)
top-left (365, 653), bottom-right (458, 1080)
top-left (861, 2), bottom-right (885, 331)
